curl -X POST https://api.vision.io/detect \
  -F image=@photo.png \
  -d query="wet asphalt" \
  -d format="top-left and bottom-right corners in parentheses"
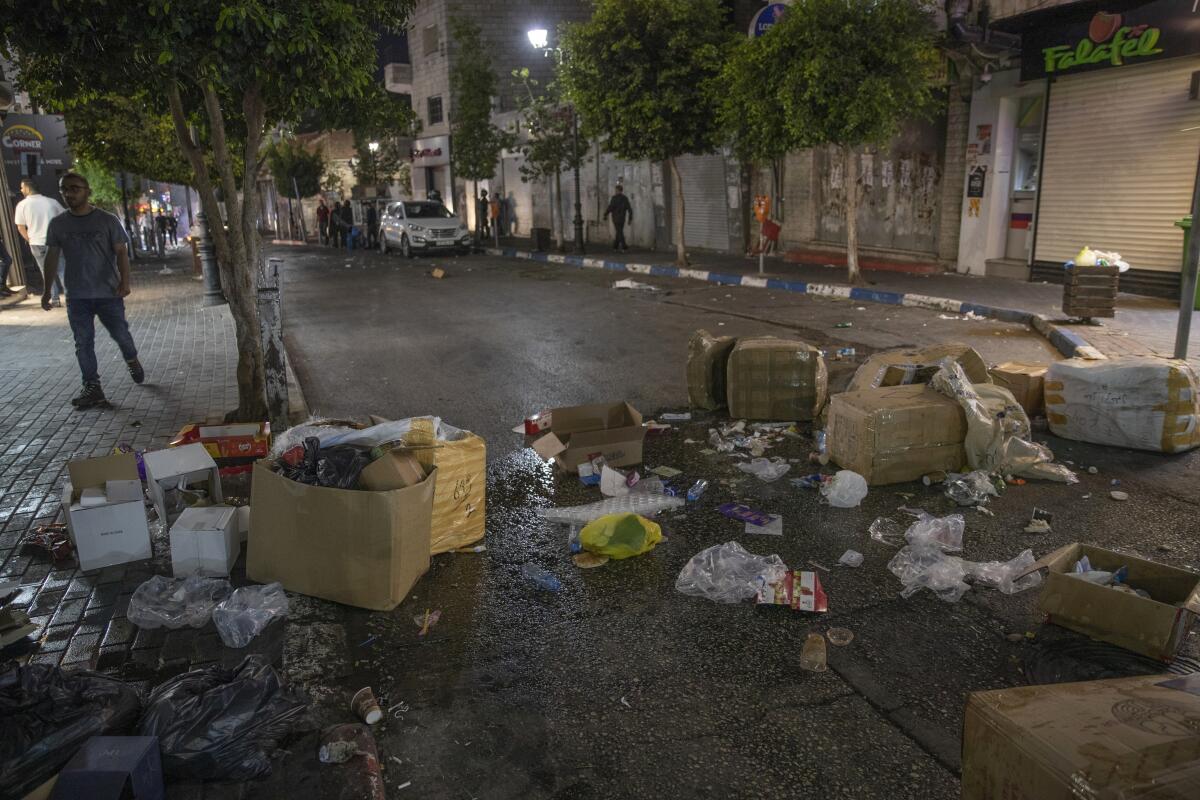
top-left (267, 245), bottom-right (1200, 800)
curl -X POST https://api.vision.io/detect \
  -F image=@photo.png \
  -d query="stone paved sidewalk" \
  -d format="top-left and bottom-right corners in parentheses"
top-left (0, 248), bottom-right (245, 683)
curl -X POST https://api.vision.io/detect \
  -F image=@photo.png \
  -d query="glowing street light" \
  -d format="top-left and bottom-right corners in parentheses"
top-left (527, 28), bottom-right (549, 50)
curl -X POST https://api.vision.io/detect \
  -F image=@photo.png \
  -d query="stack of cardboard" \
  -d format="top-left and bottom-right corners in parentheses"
top-left (989, 361), bottom-right (1048, 417)
top-left (686, 329), bottom-right (736, 410)
top-left (726, 336), bottom-right (828, 421)
top-left (845, 343), bottom-right (991, 393)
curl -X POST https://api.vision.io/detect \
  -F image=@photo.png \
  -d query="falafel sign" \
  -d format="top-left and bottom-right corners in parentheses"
top-left (1020, 0), bottom-right (1200, 81)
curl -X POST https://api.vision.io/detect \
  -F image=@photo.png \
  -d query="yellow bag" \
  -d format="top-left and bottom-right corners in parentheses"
top-left (402, 418), bottom-right (486, 554)
top-left (579, 514), bottom-right (661, 560)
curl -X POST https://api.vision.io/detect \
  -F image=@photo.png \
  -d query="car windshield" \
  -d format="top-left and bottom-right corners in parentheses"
top-left (405, 202), bottom-right (453, 219)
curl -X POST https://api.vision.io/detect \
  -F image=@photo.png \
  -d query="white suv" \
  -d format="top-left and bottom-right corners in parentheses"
top-left (379, 200), bottom-right (471, 257)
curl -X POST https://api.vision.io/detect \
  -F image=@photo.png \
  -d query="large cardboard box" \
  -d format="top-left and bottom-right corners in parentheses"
top-left (248, 462), bottom-right (437, 610)
top-left (1017, 542), bottom-right (1200, 661)
top-left (169, 505), bottom-right (239, 577)
top-left (531, 402), bottom-right (645, 475)
top-left (990, 361), bottom-right (1048, 417)
top-left (846, 343), bottom-right (991, 394)
top-left (686, 329), bottom-right (736, 410)
top-left (725, 336), bottom-right (827, 420)
top-left (827, 384), bottom-right (967, 485)
top-left (60, 454), bottom-right (153, 572)
top-left (962, 674), bottom-right (1200, 800)
top-left (142, 443), bottom-right (223, 526)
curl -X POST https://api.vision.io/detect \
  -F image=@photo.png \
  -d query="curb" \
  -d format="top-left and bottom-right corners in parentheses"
top-left (485, 247), bottom-right (1106, 361)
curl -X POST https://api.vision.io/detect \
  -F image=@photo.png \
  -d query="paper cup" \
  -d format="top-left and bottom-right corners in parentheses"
top-left (351, 687), bottom-right (383, 725)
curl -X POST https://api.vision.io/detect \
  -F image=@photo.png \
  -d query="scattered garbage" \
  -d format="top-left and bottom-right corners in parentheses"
top-left (826, 627), bottom-right (854, 647)
top-left (834, 322), bottom-right (853, 329)
top-left (687, 330), bottom-right (736, 411)
top-left (319, 724), bottom-right (386, 800)
top-left (1110, 490), bottom-right (1129, 501)
top-left (686, 479), bottom-right (709, 501)
top-left (431, 267), bottom-right (446, 279)
top-left (838, 550), bottom-right (864, 568)
top-left (22, 523), bottom-right (74, 562)
top-left (650, 465), bottom-right (682, 478)
top-left (727, 337), bottom-right (828, 421)
top-left (0, 664), bottom-right (142, 798)
top-left (612, 278), bottom-right (658, 291)
top-left (718, 503), bottom-right (773, 526)
top-left (520, 563), bottom-right (563, 593)
top-left (1024, 517), bottom-right (1052, 534)
top-left (755, 570), bottom-right (827, 612)
top-left (138, 656), bottom-right (307, 781)
top-left (1088, 466), bottom-right (1098, 474)
top-left (945, 470), bottom-right (999, 507)
top-left (736, 457), bottom-right (791, 482)
top-left (888, 542), bottom-right (1040, 602)
top-left (580, 513), bottom-right (662, 559)
top-left (868, 517), bottom-right (905, 547)
top-left (318, 739), bottom-right (360, 765)
top-left (675, 541), bottom-right (787, 604)
top-left (212, 582), bottom-right (289, 648)
top-left (821, 470), bottom-right (868, 508)
top-left (536, 494), bottom-right (685, 526)
top-left (905, 512), bottom-right (965, 552)
top-left (790, 473), bottom-right (823, 489)
top-left (799, 633), bottom-right (828, 672)
top-left (572, 552), bottom-right (610, 569)
top-left (415, 609), bottom-right (441, 636)
top-left (127, 575), bottom-right (232, 630)
top-left (745, 514), bottom-right (783, 536)
top-left (352, 687), bottom-right (384, 725)
top-left (600, 465), bottom-right (632, 497)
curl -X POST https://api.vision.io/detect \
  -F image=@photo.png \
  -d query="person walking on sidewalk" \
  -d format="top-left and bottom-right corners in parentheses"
top-left (603, 185), bottom-right (632, 252)
top-left (488, 192), bottom-right (501, 245)
top-left (14, 179), bottom-right (66, 305)
top-left (316, 199), bottom-right (330, 246)
top-left (476, 188), bottom-right (490, 241)
top-left (41, 172), bottom-right (144, 410)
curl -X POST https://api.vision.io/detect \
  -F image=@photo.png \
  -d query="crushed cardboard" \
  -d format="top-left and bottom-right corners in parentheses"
top-left (846, 344), bottom-right (990, 394)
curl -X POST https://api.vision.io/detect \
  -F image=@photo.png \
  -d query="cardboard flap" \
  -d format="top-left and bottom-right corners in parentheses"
top-left (531, 432), bottom-right (566, 461)
top-left (1014, 542), bottom-right (1080, 581)
top-left (67, 453), bottom-right (139, 501)
top-left (1184, 586), bottom-right (1200, 616)
top-left (144, 442), bottom-right (217, 479)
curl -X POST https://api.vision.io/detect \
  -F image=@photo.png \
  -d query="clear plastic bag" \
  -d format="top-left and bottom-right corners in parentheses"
top-left (904, 513), bottom-right (965, 552)
top-left (968, 550), bottom-right (1041, 595)
top-left (888, 542), bottom-right (971, 602)
top-left (675, 541), bottom-right (787, 604)
top-left (838, 550), bottom-right (864, 568)
top-left (821, 470), bottom-right (868, 508)
top-left (127, 575), bottom-right (232, 630)
top-left (213, 583), bottom-right (289, 648)
top-left (735, 457), bottom-right (791, 482)
top-left (537, 494), bottom-right (685, 525)
top-left (945, 470), bottom-right (998, 507)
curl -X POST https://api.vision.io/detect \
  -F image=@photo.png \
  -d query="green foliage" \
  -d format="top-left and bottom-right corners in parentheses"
top-left (559, 0), bottom-right (732, 163)
top-left (265, 137), bottom-right (325, 197)
top-left (448, 16), bottom-right (512, 182)
top-left (511, 68), bottom-right (585, 184)
top-left (73, 159), bottom-right (123, 211)
top-left (64, 93), bottom-right (195, 185)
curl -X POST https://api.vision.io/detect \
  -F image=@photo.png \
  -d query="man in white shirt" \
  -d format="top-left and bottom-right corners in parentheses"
top-left (15, 178), bottom-right (66, 306)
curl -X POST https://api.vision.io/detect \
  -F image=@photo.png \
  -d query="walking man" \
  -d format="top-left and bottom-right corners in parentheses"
top-left (316, 198), bottom-right (330, 245)
top-left (167, 213), bottom-right (179, 246)
top-left (41, 172), bottom-right (144, 409)
top-left (14, 179), bottom-right (66, 305)
top-left (476, 189), bottom-right (490, 240)
top-left (339, 201), bottom-right (354, 250)
top-left (603, 185), bottom-right (632, 252)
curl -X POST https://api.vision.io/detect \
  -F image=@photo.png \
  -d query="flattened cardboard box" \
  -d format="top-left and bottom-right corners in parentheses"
top-left (531, 402), bottom-right (645, 474)
top-left (962, 674), bottom-right (1200, 800)
top-left (827, 384), bottom-right (967, 485)
top-left (686, 329), bottom-right (736, 410)
top-left (248, 461), bottom-right (437, 611)
top-left (1017, 542), bottom-right (1200, 661)
top-left (725, 336), bottom-right (827, 421)
top-left (989, 361), bottom-right (1048, 417)
top-left (846, 343), bottom-right (990, 394)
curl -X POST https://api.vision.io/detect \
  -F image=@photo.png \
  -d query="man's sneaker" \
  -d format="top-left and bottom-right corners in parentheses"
top-left (71, 382), bottom-right (107, 409)
top-left (127, 358), bottom-right (145, 384)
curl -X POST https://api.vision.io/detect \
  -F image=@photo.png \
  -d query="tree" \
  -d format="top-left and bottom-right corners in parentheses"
top-left (448, 17), bottom-right (511, 233)
top-left (73, 159), bottom-right (122, 212)
top-left (754, 0), bottom-right (942, 283)
top-left (560, 0), bottom-right (731, 266)
top-left (1, 0), bottom-right (415, 422)
top-left (265, 138), bottom-right (326, 198)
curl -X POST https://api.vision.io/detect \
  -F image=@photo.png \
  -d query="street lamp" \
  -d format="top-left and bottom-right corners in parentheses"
top-left (527, 27), bottom-right (585, 255)
top-left (368, 141), bottom-right (380, 153)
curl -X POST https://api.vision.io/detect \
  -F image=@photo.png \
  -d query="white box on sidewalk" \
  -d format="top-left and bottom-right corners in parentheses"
top-left (170, 505), bottom-right (239, 577)
top-left (60, 454), bottom-right (153, 572)
top-left (143, 443), bottom-right (223, 527)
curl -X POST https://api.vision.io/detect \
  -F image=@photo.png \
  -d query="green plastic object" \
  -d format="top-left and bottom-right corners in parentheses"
top-left (579, 513), bottom-right (662, 559)
top-left (1175, 216), bottom-right (1199, 311)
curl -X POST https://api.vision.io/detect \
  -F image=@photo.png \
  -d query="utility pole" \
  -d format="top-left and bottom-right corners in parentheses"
top-left (0, 89), bottom-right (27, 297)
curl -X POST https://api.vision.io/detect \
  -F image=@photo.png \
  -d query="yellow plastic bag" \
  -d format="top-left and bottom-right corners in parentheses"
top-left (579, 514), bottom-right (662, 560)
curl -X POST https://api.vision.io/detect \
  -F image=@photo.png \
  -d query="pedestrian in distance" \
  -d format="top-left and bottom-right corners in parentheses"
top-left (14, 178), bottom-right (66, 305)
top-left (167, 213), bottom-right (178, 246)
top-left (41, 172), bottom-right (144, 410)
top-left (317, 198), bottom-right (330, 245)
top-left (331, 201), bottom-right (344, 248)
top-left (489, 191), bottom-right (501, 245)
top-left (340, 201), bottom-right (354, 250)
top-left (476, 188), bottom-right (490, 240)
top-left (154, 212), bottom-right (168, 255)
top-left (603, 184), bottom-right (632, 252)
top-left (365, 202), bottom-right (378, 249)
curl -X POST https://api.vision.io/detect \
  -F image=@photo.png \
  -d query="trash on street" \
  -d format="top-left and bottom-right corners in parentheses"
top-left (61, 452), bottom-right (153, 571)
top-left (799, 633), bottom-right (828, 671)
top-left (726, 337), bottom-right (827, 421)
top-left (579, 513), bottom-right (662, 559)
top-left (755, 570), bottom-right (828, 612)
top-left (127, 575), bottom-right (232, 630)
top-left (687, 329), bottom-right (736, 411)
top-left (352, 687), bottom-right (384, 724)
top-left (838, 550), bottom-right (864, 568)
top-left (213, 582), bottom-right (289, 648)
top-left (676, 541), bottom-right (787, 604)
top-left (529, 402), bottom-right (646, 473)
top-left (821, 470), bottom-right (868, 507)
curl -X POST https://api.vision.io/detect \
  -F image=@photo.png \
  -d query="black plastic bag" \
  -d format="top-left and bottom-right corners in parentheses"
top-left (0, 664), bottom-right (141, 800)
top-left (277, 437), bottom-right (371, 489)
top-left (137, 655), bottom-right (307, 782)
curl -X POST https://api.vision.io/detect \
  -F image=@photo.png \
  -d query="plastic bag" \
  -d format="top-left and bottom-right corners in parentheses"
top-left (138, 655), bottom-right (307, 781)
top-left (968, 549), bottom-right (1041, 595)
top-left (0, 664), bottom-right (142, 799)
top-left (945, 470), bottom-right (998, 507)
top-left (735, 457), bottom-right (791, 482)
top-left (276, 437), bottom-right (372, 489)
top-left (821, 470), bottom-right (868, 508)
top-left (838, 550), bottom-right (864, 568)
top-left (888, 542), bottom-right (971, 602)
top-left (213, 583), bottom-right (289, 648)
top-left (579, 514), bottom-right (662, 560)
top-left (127, 575), bottom-right (232, 630)
top-left (904, 513), bottom-right (965, 552)
top-left (537, 494), bottom-right (685, 525)
top-left (675, 541), bottom-right (787, 604)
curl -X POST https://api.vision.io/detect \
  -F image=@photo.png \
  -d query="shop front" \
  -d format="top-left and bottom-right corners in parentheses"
top-left (410, 135), bottom-right (452, 213)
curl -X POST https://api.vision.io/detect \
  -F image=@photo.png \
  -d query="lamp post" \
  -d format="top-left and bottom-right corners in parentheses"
top-left (0, 82), bottom-right (27, 296)
top-left (527, 28), bottom-right (585, 255)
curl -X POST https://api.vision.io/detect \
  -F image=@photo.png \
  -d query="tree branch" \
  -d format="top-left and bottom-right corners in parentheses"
top-left (202, 80), bottom-right (243, 232)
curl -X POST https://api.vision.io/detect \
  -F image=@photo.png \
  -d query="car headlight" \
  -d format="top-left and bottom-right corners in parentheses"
top-left (408, 224), bottom-right (426, 233)
top-left (457, 224), bottom-right (467, 233)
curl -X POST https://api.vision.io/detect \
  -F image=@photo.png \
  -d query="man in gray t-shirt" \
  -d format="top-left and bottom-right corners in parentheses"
top-left (43, 172), bottom-right (145, 409)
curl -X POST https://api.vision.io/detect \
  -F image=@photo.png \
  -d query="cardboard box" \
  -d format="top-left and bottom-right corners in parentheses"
top-left (686, 329), bottom-right (736, 410)
top-left (51, 736), bottom-right (164, 800)
top-left (726, 336), bottom-right (827, 420)
top-left (359, 449), bottom-right (427, 491)
top-left (60, 454), bottom-right (153, 572)
top-left (247, 462), bottom-right (437, 610)
top-left (531, 402), bottom-right (645, 474)
top-left (846, 344), bottom-right (990, 394)
top-left (143, 443), bottom-right (223, 527)
top-left (1017, 542), bottom-right (1200, 661)
top-left (962, 674), bottom-right (1200, 800)
top-left (169, 505), bottom-right (239, 577)
top-left (990, 361), bottom-right (1048, 416)
top-left (827, 384), bottom-right (967, 485)
top-left (171, 422), bottom-right (271, 477)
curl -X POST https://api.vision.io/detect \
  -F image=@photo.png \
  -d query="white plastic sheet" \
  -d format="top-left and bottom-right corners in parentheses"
top-left (675, 541), bottom-right (787, 604)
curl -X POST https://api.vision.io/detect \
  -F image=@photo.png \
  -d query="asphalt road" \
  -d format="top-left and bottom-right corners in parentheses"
top-left (272, 244), bottom-right (1200, 800)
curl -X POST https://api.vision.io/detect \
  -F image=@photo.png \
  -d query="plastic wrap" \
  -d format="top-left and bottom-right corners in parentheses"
top-left (675, 541), bottom-right (788, 603)
top-left (905, 513), bottom-right (965, 552)
top-left (127, 575), bottom-right (232, 630)
top-left (945, 470), bottom-right (999, 507)
top-left (213, 583), bottom-right (289, 648)
top-left (736, 457), bottom-right (791, 482)
top-left (821, 470), bottom-right (868, 508)
top-left (537, 494), bottom-right (685, 525)
top-left (726, 336), bottom-right (828, 421)
top-left (888, 542), bottom-right (1042, 602)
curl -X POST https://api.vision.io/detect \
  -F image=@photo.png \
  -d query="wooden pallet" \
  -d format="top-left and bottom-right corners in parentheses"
top-left (1063, 265), bottom-right (1119, 319)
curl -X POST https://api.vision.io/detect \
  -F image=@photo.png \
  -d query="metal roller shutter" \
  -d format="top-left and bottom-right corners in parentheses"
top-left (1035, 57), bottom-right (1200, 272)
top-left (674, 154), bottom-right (730, 252)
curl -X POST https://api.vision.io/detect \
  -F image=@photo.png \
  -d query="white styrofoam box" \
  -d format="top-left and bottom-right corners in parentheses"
top-left (170, 505), bottom-right (239, 577)
top-left (143, 443), bottom-right (223, 527)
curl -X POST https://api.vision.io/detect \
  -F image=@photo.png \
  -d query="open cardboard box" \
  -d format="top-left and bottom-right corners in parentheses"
top-left (60, 453), bottom-right (153, 572)
top-left (1017, 542), bottom-right (1200, 661)
top-left (530, 402), bottom-right (645, 474)
top-left (143, 443), bottom-right (223, 527)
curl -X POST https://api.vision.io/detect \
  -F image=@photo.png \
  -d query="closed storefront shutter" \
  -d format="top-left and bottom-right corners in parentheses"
top-left (1035, 57), bottom-right (1200, 272)
top-left (674, 154), bottom-right (730, 252)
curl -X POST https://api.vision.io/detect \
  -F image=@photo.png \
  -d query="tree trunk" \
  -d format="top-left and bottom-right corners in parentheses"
top-left (667, 156), bottom-right (688, 267)
top-left (844, 146), bottom-right (861, 285)
top-left (554, 170), bottom-right (564, 251)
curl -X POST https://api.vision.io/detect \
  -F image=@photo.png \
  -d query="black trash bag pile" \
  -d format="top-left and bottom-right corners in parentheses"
top-left (138, 655), bottom-right (307, 782)
top-left (0, 664), bottom-right (142, 799)
top-left (276, 436), bottom-right (372, 489)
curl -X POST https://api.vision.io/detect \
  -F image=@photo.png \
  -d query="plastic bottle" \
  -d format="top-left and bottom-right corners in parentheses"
top-left (814, 431), bottom-right (827, 454)
top-left (686, 479), bottom-right (709, 502)
top-left (799, 633), bottom-right (827, 672)
top-left (520, 562), bottom-right (562, 593)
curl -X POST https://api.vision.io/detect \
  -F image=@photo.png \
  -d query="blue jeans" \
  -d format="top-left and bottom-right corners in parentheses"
top-left (66, 298), bottom-right (139, 384)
